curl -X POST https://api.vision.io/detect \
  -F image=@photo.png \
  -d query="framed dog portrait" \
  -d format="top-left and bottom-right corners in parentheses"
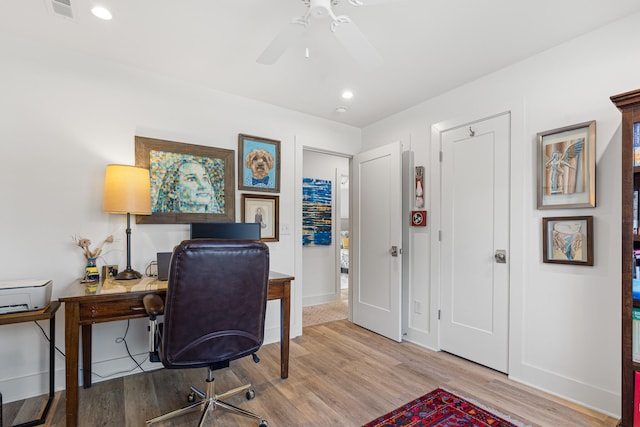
top-left (241, 194), bottom-right (279, 242)
top-left (135, 136), bottom-right (235, 224)
top-left (238, 134), bottom-right (280, 193)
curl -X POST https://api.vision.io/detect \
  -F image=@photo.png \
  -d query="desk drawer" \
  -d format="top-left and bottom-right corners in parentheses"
top-left (79, 298), bottom-right (148, 323)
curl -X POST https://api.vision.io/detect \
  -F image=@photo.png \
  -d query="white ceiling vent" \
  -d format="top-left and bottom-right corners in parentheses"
top-left (48, 0), bottom-right (74, 19)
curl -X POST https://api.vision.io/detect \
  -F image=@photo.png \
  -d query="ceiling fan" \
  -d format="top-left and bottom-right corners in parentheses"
top-left (257, 0), bottom-right (397, 69)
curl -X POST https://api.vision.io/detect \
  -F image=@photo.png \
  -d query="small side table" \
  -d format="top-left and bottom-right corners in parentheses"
top-left (0, 302), bottom-right (60, 427)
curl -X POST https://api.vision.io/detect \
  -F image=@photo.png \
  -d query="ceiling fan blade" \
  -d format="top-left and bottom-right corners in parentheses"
top-left (332, 19), bottom-right (382, 69)
top-left (348, 0), bottom-right (403, 5)
top-left (257, 21), bottom-right (307, 65)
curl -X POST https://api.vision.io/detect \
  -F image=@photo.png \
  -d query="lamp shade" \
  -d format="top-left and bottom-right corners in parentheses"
top-left (103, 165), bottom-right (152, 215)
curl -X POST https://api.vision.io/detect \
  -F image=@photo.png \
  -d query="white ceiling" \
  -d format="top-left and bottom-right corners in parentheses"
top-left (4, 0), bottom-right (640, 128)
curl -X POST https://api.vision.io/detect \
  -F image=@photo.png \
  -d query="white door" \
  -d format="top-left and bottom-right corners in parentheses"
top-left (352, 141), bottom-right (403, 342)
top-left (439, 113), bottom-right (510, 373)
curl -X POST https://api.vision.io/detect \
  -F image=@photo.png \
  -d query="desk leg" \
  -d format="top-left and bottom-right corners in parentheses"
top-left (82, 324), bottom-right (92, 388)
top-left (11, 315), bottom-right (57, 427)
top-left (49, 315), bottom-right (55, 398)
top-left (64, 302), bottom-right (80, 427)
top-left (280, 281), bottom-right (290, 379)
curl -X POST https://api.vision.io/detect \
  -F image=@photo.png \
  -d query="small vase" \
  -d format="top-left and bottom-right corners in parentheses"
top-left (84, 257), bottom-right (99, 282)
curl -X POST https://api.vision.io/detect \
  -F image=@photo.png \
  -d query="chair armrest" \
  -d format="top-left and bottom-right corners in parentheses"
top-left (143, 294), bottom-right (164, 319)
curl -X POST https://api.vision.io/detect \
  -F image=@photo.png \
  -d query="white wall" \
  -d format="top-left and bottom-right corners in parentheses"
top-left (302, 151), bottom-right (349, 306)
top-left (362, 12), bottom-right (640, 417)
top-left (0, 32), bottom-right (361, 402)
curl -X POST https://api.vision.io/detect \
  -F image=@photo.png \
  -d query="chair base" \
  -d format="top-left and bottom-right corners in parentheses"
top-left (146, 372), bottom-right (267, 427)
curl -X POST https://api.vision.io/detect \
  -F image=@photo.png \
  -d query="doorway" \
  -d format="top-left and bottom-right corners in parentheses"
top-left (301, 150), bottom-right (350, 327)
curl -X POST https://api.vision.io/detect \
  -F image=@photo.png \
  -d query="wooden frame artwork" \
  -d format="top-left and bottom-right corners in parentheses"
top-left (238, 134), bottom-right (281, 193)
top-left (241, 194), bottom-right (279, 242)
top-left (542, 216), bottom-right (593, 266)
top-left (135, 136), bottom-right (235, 224)
top-left (537, 120), bottom-right (596, 209)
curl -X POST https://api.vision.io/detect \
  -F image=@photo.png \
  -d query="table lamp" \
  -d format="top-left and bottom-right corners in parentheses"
top-left (103, 164), bottom-right (152, 280)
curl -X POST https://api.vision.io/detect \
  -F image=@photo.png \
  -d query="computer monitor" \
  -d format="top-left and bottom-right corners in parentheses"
top-left (156, 252), bottom-right (172, 281)
top-left (190, 222), bottom-right (261, 240)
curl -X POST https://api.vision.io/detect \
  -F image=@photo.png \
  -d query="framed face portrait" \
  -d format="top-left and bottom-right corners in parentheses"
top-left (135, 136), bottom-right (235, 224)
top-left (238, 134), bottom-right (281, 193)
top-left (241, 194), bottom-right (279, 242)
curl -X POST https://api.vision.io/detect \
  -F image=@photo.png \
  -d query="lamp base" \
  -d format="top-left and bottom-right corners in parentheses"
top-left (115, 269), bottom-right (142, 280)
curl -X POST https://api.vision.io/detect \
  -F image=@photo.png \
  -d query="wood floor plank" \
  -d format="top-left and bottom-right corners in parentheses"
top-left (78, 377), bottom-right (125, 426)
top-left (3, 320), bottom-right (618, 426)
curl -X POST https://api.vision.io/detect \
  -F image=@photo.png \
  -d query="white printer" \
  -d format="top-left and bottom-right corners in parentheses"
top-left (0, 279), bottom-right (52, 314)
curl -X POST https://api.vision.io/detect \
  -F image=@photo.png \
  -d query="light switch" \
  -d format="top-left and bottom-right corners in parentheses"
top-left (280, 223), bottom-right (290, 235)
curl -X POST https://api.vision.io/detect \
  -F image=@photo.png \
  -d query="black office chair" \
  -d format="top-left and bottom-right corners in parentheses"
top-left (143, 239), bottom-right (270, 427)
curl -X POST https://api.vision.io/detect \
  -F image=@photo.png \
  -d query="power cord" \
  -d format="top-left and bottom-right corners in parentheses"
top-left (33, 320), bottom-right (66, 358)
top-left (145, 260), bottom-right (159, 278)
top-left (114, 319), bottom-right (147, 373)
top-left (33, 318), bottom-right (150, 379)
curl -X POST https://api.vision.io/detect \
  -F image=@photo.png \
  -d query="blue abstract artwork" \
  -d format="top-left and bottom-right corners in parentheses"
top-left (302, 178), bottom-right (332, 246)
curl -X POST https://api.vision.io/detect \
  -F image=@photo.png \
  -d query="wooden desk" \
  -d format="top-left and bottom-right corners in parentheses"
top-left (59, 272), bottom-right (293, 427)
top-left (0, 301), bottom-right (61, 427)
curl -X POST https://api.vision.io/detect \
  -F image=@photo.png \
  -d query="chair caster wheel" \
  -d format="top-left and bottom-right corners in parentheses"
top-left (246, 388), bottom-right (256, 400)
top-left (258, 420), bottom-right (268, 427)
top-left (187, 391), bottom-right (196, 403)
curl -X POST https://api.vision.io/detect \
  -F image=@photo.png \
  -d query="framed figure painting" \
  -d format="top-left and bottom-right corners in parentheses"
top-left (135, 136), bottom-right (235, 224)
top-left (241, 194), bottom-right (279, 242)
top-left (238, 134), bottom-right (281, 193)
top-left (537, 121), bottom-right (596, 209)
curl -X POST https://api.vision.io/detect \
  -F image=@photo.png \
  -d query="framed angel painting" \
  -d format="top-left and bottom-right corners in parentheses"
top-left (537, 120), bottom-right (596, 209)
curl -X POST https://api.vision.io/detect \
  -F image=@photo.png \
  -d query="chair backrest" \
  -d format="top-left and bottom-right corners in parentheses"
top-left (161, 239), bottom-right (270, 369)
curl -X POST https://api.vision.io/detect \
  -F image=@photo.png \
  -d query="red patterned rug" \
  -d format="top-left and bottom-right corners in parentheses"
top-left (363, 388), bottom-right (525, 427)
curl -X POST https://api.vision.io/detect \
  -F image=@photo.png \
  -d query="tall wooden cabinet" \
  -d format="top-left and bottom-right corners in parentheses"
top-left (611, 88), bottom-right (640, 427)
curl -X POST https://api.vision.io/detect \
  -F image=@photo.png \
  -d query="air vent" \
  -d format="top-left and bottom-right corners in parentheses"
top-left (50, 0), bottom-right (74, 19)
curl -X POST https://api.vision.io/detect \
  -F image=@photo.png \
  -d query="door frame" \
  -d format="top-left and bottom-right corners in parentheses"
top-left (294, 141), bottom-right (353, 338)
top-left (430, 109), bottom-right (522, 369)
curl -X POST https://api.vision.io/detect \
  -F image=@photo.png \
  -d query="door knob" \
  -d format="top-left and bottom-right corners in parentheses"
top-left (494, 249), bottom-right (507, 264)
top-left (390, 246), bottom-right (398, 257)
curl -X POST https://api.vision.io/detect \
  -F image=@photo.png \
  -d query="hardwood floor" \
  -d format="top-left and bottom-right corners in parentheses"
top-left (4, 320), bottom-right (617, 426)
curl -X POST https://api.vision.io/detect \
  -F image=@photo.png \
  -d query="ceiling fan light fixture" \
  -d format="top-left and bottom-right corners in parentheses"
top-left (310, 0), bottom-right (334, 18)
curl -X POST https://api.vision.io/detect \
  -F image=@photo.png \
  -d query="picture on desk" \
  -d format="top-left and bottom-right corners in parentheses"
top-left (135, 136), bottom-right (235, 224)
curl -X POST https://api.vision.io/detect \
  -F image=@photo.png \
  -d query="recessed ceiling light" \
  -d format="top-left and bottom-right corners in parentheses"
top-left (91, 6), bottom-right (112, 20)
top-left (335, 106), bottom-right (348, 113)
top-left (341, 90), bottom-right (354, 100)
